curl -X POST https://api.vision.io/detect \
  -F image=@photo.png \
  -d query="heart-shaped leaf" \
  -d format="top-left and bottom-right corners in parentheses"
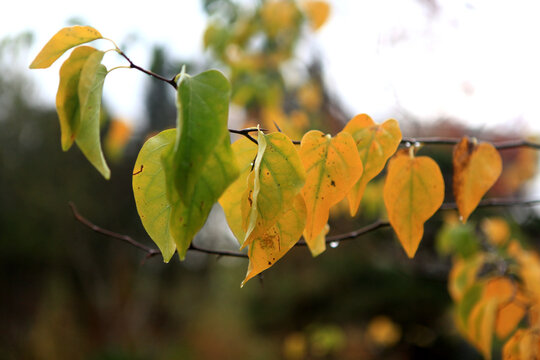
top-left (384, 150), bottom-right (444, 258)
top-left (453, 137), bottom-right (502, 223)
top-left (343, 114), bottom-right (402, 216)
top-left (132, 129), bottom-right (176, 262)
top-left (299, 130), bottom-right (362, 256)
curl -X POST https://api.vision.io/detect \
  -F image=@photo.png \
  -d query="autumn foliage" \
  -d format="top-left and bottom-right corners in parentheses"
top-left (29, 5), bottom-right (540, 358)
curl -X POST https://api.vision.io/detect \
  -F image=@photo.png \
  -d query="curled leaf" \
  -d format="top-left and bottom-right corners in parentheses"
top-left (343, 114), bottom-right (402, 216)
top-left (56, 46), bottom-right (99, 151)
top-left (383, 150), bottom-right (444, 258)
top-left (30, 25), bottom-right (103, 69)
top-left (75, 50), bottom-right (110, 179)
top-left (300, 130), bottom-right (362, 255)
top-left (453, 137), bottom-right (502, 223)
top-left (219, 137), bottom-right (258, 242)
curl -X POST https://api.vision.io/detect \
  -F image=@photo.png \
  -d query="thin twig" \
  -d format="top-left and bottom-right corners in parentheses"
top-left (69, 202), bottom-right (247, 259)
top-left (441, 198), bottom-right (540, 210)
top-left (401, 137), bottom-right (540, 150)
top-left (118, 51), bottom-right (178, 89)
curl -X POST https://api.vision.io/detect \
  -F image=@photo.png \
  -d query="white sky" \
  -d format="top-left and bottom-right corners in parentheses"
top-left (2, 0), bottom-right (540, 135)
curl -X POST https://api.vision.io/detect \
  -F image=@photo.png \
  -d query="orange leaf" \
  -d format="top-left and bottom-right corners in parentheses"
top-left (299, 130), bottom-right (363, 256)
top-left (342, 114), bottom-right (402, 216)
top-left (302, 0), bottom-right (331, 30)
top-left (383, 150), bottom-right (444, 258)
top-left (453, 137), bottom-right (502, 223)
top-left (484, 277), bottom-right (527, 339)
top-left (242, 194), bottom-right (306, 286)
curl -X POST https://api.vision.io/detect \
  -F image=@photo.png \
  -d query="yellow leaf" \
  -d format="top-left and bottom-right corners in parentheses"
top-left (453, 137), bottom-right (502, 223)
top-left (219, 137), bottom-right (258, 242)
top-left (302, 1), bottom-right (331, 30)
top-left (299, 130), bottom-right (363, 256)
top-left (383, 150), bottom-right (444, 258)
top-left (242, 194), bottom-right (306, 286)
top-left (343, 114), bottom-right (402, 216)
top-left (468, 298), bottom-right (497, 360)
top-left (243, 130), bottom-right (306, 248)
top-left (30, 25), bottom-right (102, 69)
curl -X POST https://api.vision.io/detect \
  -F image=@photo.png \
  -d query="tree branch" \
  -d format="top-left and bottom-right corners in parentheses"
top-left (117, 51), bottom-right (178, 89)
top-left (68, 202), bottom-right (247, 260)
top-left (401, 137), bottom-right (540, 150)
top-left (69, 196), bottom-right (540, 261)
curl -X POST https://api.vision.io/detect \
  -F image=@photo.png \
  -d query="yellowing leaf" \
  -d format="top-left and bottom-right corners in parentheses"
top-left (299, 130), bottom-right (363, 256)
top-left (453, 137), bottom-right (502, 223)
top-left (242, 130), bottom-right (306, 248)
top-left (242, 194), bottom-right (306, 286)
top-left (132, 129), bottom-right (176, 262)
top-left (75, 50), bottom-right (110, 179)
top-left (343, 114), bottom-right (402, 216)
top-left (55, 46), bottom-right (99, 151)
top-left (383, 150), bottom-right (444, 258)
top-left (30, 25), bottom-right (102, 69)
top-left (468, 298), bottom-right (497, 360)
top-left (302, 1), bottom-right (331, 30)
top-left (219, 137), bottom-right (258, 242)
top-left (448, 254), bottom-right (484, 301)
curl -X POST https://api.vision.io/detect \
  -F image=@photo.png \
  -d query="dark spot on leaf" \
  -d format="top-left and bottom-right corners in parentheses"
top-left (331, 180), bottom-right (336, 187)
top-left (267, 261), bottom-right (272, 265)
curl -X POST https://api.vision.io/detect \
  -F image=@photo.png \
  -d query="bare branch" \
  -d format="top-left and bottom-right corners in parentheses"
top-left (401, 137), bottom-right (540, 150)
top-left (69, 202), bottom-right (247, 260)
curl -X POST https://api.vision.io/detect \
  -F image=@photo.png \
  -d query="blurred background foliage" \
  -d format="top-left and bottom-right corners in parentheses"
top-left (2, 0), bottom-right (540, 359)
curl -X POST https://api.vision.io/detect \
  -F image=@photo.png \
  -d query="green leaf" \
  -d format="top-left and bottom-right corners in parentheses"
top-left (242, 130), bottom-right (306, 248)
top-left (170, 70), bottom-right (231, 202)
top-left (163, 135), bottom-right (239, 260)
top-left (30, 25), bottom-right (103, 69)
top-left (75, 50), bottom-right (110, 179)
top-left (162, 69), bottom-right (239, 260)
top-left (133, 129), bottom-right (176, 262)
top-left (56, 46), bottom-right (99, 151)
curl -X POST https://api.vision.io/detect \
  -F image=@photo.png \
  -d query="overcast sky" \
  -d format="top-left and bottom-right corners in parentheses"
top-left (3, 0), bottom-right (540, 136)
